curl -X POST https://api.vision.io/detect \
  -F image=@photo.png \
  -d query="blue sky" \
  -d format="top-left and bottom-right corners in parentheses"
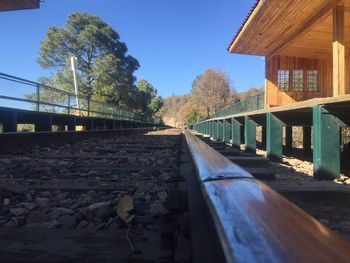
top-left (0, 0), bottom-right (264, 97)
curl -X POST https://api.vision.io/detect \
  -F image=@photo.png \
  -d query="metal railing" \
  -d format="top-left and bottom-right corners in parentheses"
top-left (210, 92), bottom-right (264, 119)
top-left (184, 130), bottom-right (350, 262)
top-left (0, 72), bottom-right (156, 123)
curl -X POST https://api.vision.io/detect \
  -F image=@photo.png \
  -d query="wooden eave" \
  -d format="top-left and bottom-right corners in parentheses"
top-left (228, 0), bottom-right (341, 57)
top-left (0, 0), bottom-right (40, 12)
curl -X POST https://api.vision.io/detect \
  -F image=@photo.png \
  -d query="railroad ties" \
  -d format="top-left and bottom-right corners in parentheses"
top-left (1, 127), bottom-right (350, 262)
top-left (185, 130), bottom-right (350, 262)
top-left (0, 128), bottom-right (191, 262)
top-left (197, 135), bottom-right (275, 180)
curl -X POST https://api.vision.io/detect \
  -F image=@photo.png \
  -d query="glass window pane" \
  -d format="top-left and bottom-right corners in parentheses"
top-left (292, 70), bottom-right (303, 91)
top-left (277, 70), bottom-right (289, 91)
top-left (307, 70), bottom-right (318, 91)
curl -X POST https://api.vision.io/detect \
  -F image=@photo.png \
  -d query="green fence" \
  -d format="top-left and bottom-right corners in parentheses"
top-left (210, 92), bottom-right (264, 119)
top-left (0, 72), bottom-right (157, 123)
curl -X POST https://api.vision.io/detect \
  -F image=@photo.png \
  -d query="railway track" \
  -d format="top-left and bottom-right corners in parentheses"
top-left (0, 128), bottom-right (349, 262)
top-left (0, 128), bottom-right (188, 262)
top-left (192, 131), bottom-right (350, 243)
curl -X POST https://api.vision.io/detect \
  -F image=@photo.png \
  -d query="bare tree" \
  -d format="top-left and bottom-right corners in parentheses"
top-left (191, 69), bottom-right (232, 117)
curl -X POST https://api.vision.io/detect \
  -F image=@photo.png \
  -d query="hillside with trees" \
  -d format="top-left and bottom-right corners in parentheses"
top-left (161, 68), bottom-right (262, 127)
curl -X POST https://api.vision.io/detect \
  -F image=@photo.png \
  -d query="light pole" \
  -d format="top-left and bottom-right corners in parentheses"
top-left (70, 56), bottom-right (80, 110)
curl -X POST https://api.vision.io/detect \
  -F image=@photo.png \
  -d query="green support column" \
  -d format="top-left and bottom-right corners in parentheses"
top-left (35, 116), bottom-right (52, 132)
top-left (313, 106), bottom-right (343, 180)
top-left (303, 126), bottom-right (311, 153)
top-left (217, 120), bottom-right (224, 141)
top-left (214, 120), bottom-right (219, 140)
top-left (285, 126), bottom-right (293, 151)
top-left (212, 121), bottom-right (217, 140)
top-left (206, 121), bottom-right (209, 136)
top-left (266, 113), bottom-right (284, 162)
top-left (2, 112), bottom-right (17, 132)
top-left (209, 121), bottom-right (212, 138)
top-left (244, 116), bottom-right (257, 153)
top-left (223, 119), bottom-right (231, 143)
top-left (231, 118), bottom-right (241, 149)
top-left (261, 126), bottom-right (266, 150)
top-left (240, 125), bottom-right (245, 144)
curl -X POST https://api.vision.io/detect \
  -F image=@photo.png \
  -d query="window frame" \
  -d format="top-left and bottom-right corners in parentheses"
top-left (306, 70), bottom-right (319, 92)
top-left (277, 69), bottom-right (290, 91)
top-left (292, 70), bottom-right (304, 92)
top-left (276, 69), bottom-right (319, 92)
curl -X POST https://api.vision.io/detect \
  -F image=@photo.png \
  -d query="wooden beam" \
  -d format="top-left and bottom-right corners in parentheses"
top-left (0, 0), bottom-right (40, 12)
top-left (269, 1), bottom-right (337, 57)
top-left (228, 0), bottom-right (267, 53)
top-left (333, 4), bottom-right (345, 97)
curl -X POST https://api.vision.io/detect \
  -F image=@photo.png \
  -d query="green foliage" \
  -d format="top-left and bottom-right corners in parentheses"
top-left (25, 76), bottom-right (70, 113)
top-left (136, 79), bottom-right (163, 118)
top-left (184, 109), bottom-right (205, 125)
top-left (17, 124), bottom-right (35, 132)
top-left (38, 12), bottom-right (139, 108)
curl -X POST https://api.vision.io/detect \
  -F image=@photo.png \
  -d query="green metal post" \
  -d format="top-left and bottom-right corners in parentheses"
top-left (303, 126), bottom-right (311, 153)
top-left (244, 116), bottom-right (257, 153)
top-left (313, 106), bottom-right (343, 180)
top-left (266, 113), bottom-right (284, 162)
top-left (261, 126), bottom-right (266, 150)
top-left (285, 126), bottom-right (293, 151)
top-left (209, 121), bottom-right (212, 138)
top-left (240, 125), bottom-right (245, 144)
top-left (2, 112), bottom-right (17, 132)
top-left (213, 120), bottom-right (218, 140)
top-left (223, 119), bottom-right (231, 143)
top-left (211, 121), bottom-right (215, 139)
top-left (231, 118), bottom-right (241, 149)
top-left (217, 120), bottom-right (224, 141)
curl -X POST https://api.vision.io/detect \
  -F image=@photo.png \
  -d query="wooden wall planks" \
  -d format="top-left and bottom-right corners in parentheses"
top-left (265, 55), bottom-right (335, 106)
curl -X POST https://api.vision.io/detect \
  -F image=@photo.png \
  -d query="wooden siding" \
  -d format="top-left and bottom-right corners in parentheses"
top-left (265, 56), bottom-right (334, 106)
top-left (228, 0), bottom-right (339, 56)
top-left (0, 0), bottom-right (39, 12)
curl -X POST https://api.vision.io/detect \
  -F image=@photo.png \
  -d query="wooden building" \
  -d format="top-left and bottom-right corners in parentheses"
top-left (228, 0), bottom-right (350, 107)
top-left (0, 0), bottom-right (40, 12)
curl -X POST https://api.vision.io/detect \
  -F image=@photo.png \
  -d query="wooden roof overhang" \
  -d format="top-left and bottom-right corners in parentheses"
top-left (228, 0), bottom-right (348, 59)
top-left (0, 0), bottom-right (40, 12)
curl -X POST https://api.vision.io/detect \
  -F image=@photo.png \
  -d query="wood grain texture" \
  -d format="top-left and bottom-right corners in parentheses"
top-left (0, 0), bottom-right (39, 12)
top-left (333, 4), bottom-right (345, 96)
top-left (265, 56), bottom-right (332, 106)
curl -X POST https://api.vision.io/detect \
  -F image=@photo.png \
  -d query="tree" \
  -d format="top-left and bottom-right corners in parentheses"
top-left (25, 74), bottom-right (74, 113)
top-left (136, 79), bottom-right (163, 118)
top-left (38, 12), bottom-right (139, 107)
top-left (184, 109), bottom-right (205, 125)
top-left (191, 69), bottom-right (232, 117)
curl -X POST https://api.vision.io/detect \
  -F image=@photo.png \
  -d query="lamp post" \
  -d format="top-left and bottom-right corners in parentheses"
top-left (70, 56), bottom-right (80, 111)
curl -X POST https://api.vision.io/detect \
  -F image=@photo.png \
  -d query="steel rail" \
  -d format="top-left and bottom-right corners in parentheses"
top-left (184, 130), bottom-right (350, 263)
